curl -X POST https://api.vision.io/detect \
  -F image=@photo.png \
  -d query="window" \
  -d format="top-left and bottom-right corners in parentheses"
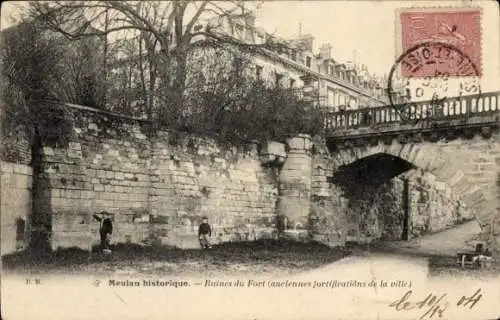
top-left (327, 88), bottom-right (335, 107)
top-left (306, 56), bottom-right (312, 68)
top-left (290, 79), bottom-right (296, 88)
top-left (349, 98), bottom-right (358, 109)
top-left (255, 65), bottom-right (263, 79)
top-left (257, 34), bottom-right (264, 44)
top-left (291, 51), bottom-right (297, 61)
top-left (245, 28), bottom-right (253, 42)
top-left (275, 73), bottom-right (284, 87)
top-left (339, 94), bottom-right (346, 106)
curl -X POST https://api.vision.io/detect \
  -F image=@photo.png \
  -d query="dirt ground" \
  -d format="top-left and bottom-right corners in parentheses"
top-left (366, 242), bottom-right (500, 278)
top-left (1, 239), bottom-right (351, 277)
top-left (4, 228), bottom-right (498, 278)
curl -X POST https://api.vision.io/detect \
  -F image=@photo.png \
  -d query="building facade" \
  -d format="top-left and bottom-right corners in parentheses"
top-left (203, 13), bottom-right (393, 111)
top-left (105, 12), bottom-right (409, 115)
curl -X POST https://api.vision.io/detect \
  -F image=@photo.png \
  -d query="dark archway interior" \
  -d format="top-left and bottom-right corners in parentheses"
top-left (332, 153), bottom-right (416, 195)
top-left (329, 153), bottom-right (417, 241)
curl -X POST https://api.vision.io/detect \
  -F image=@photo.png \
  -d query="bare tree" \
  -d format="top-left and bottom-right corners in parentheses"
top-left (28, 1), bottom-right (278, 126)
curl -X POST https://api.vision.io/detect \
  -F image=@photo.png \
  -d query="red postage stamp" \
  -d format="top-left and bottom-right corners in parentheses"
top-left (399, 8), bottom-right (482, 77)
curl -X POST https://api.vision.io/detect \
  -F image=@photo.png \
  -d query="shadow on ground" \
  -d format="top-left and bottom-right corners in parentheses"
top-left (2, 239), bottom-right (351, 276)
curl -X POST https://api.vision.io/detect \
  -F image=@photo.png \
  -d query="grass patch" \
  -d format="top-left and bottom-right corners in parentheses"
top-left (2, 239), bottom-right (350, 276)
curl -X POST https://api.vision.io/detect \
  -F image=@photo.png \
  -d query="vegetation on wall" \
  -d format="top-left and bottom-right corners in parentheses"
top-left (0, 21), bottom-right (75, 161)
top-left (177, 43), bottom-right (325, 142)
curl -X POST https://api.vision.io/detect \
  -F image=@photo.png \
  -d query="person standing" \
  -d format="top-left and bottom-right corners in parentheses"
top-left (93, 211), bottom-right (113, 252)
top-left (198, 216), bottom-right (212, 249)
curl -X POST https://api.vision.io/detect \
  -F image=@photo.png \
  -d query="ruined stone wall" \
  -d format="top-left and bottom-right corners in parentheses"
top-left (1, 161), bottom-right (32, 254)
top-left (309, 138), bottom-right (351, 246)
top-left (26, 104), bottom-right (278, 251)
top-left (406, 170), bottom-right (475, 237)
top-left (3, 103), bottom-right (494, 253)
top-left (350, 169), bottom-right (475, 241)
top-left (435, 136), bottom-right (499, 224)
top-left (1, 127), bottom-right (33, 255)
top-left (36, 107), bottom-right (152, 250)
top-left (150, 131), bottom-right (278, 249)
top-left (309, 136), bottom-right (477, 246)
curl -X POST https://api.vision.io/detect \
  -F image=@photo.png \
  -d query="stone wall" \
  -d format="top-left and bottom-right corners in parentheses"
top-left (332, 135), bottom-right (500, 249)
top-left (309, 135), bottom-right (476, 245)
top-left (405, 170), bottom-right (475, 237)
top-left (276, 135), bottom-right (313, 240)
top-left (435, 136), bottom-right (500, 226)
top-left (348, 170), bottom-right (475, 242)
top-left (150, 132), bottom-right (278, 248)
top-left (1, 161), bottom-right (32, 254)
top-left (309, 138), bottom-right (351, 246)
top-left (35, 107), bottom-right (152, 250)
top-left (25, 104), bottom-right (278, 251)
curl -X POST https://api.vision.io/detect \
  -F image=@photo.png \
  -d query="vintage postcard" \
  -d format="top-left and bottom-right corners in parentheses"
top-left (1, 1), bottom-right (499, 319)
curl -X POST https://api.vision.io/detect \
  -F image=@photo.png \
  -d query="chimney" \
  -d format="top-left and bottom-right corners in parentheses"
top-left (319, 43), bottom-right (332, 60)
top-left (245, 12), bottom-right (256, 27)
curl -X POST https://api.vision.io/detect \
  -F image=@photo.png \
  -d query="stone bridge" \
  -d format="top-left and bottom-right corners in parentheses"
top-left (318, 91), bottom-right (499, 245)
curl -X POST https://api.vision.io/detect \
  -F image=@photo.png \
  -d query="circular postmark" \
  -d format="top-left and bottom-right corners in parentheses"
top-left (387, 41), bottom-right (481, 123)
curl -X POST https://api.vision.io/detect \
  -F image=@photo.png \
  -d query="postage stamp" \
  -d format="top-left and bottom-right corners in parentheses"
top-left (387, 41), bottom-right (482, 121)
top-left (389, 8), bottom-right (483, 122)
top-left (398, 8), bottom-right (482, 77)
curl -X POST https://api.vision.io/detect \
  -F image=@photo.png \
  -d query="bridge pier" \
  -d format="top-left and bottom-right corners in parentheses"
top-left (276, 134), bottom-right (312, 240)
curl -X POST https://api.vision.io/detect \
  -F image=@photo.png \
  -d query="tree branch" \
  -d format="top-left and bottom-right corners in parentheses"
top-left (184, 1), bottom-right (208, 39)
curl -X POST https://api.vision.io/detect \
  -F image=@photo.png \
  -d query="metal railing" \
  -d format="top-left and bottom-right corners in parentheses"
top-left (324, 91), bottom-right (500, 131)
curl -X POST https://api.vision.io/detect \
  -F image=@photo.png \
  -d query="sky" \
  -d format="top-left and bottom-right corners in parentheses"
top-left (2, 0), bottom-right (499, 94)
top-left (255, 0), bottom-right (499, 93)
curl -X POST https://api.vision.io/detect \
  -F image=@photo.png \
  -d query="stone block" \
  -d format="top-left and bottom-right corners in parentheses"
top-left (13, 164), bottom-right (31, 176)
top-left (0, 162), bottom-right (15, 174)
top-left (261, 141), bottom-right (286, 158)
top-left (96, 170), bottom-right (106, 178)
top-left (14, 174), bottom-right (29, 189)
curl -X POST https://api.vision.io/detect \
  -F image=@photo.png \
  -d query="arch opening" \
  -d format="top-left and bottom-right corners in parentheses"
top-left (332, 153), bottom-right (415, 194)
top-left (327, 153), bottom-right (475, 243)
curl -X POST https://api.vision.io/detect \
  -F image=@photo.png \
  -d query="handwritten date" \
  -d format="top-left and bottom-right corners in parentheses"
top-left (389, 289), bottom-right (482, 319)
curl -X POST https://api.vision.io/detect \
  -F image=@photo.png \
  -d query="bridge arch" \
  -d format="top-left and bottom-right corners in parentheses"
top-left (330, 137), bottom-right (498, 233)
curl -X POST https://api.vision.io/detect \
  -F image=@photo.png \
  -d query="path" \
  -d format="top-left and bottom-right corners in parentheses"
top-left (374, 220), bottom-right (483, 256)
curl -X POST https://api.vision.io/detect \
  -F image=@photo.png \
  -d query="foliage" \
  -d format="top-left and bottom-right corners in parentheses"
top-left (104, 37), bottom-right (149, 117)
top-left (57, 35), bottom-right (107, 108)
top-left (185, 82), bottom-right (325, 142)
top-left (0, 20), bottom-right (96, 153)
top-left (27, 1), bottom-right (287, 123)
top-left (1, 22), bottom-right (63, 145)
top-left (177, 43), bottom-right (325, 142)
